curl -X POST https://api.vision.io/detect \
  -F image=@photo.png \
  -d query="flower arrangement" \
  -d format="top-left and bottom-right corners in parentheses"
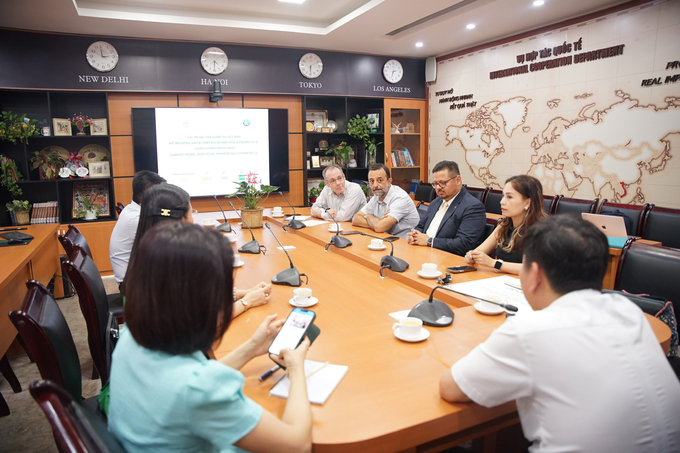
top-left (73, 197), bottom-right (104, 219)
top-left (308, 181), bottom-right (325, 202)
top-left (326, 141), bottom-right (353, 166)
top-left (347, 114), bottom-right (382, 159)
top-left (226, 172), bottom-right (278, 210)
top-left (71, 113), bottom-right (94, 127)
top-left (0, 111), bottom-right (40, 145)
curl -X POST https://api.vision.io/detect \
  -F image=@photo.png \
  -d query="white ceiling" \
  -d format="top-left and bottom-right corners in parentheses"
top-left (2, 0), bottom-right (632, 58)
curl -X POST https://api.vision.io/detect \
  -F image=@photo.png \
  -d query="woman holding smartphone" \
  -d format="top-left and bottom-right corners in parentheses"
top-left (109, 222), bottom-right (312, 453)
top-left (464, 175), bottom-right (546, 274)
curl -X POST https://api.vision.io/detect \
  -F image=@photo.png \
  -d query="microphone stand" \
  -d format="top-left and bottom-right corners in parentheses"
top-left (264, 223), bottom-right (308, 286)
top-left (228, 201), bottom-right (266, 254)
top-left (278, 191), bottom-right (305, 230)
top-left (323, 207), bottom-right (352, 250)
top-left (213, 195), bottom-right (232, 233)
top-left (356, 231), bottom-right (409, 275)
top-left (408, 286), bottom-right (457, 327)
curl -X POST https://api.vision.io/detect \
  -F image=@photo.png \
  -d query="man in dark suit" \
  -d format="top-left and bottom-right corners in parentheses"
top-left (407, 161), bottom-right (485, 256)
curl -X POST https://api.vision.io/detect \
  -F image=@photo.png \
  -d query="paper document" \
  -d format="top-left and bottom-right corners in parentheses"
top-left (285, 215), bottom-right (311, 222)
top-left (446, 275), bottom-right (533, 314)
top-left (269, 360), bottom-right (348, 405)
top-left (277, 246), bottom-right (296, 250)
top-left (302, 220), bottom-right (327, 227)
top-left (389, 310), bottom-right (412, 321)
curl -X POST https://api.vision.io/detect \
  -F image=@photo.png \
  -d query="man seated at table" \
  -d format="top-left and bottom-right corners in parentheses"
top-left (352, 163), bottom-right (420, 238)
top-left (439, 214), bottom-right (680, 452)
top-left (109, 170), bottom-right (165, 287)
top-left (310, 164), bottom-right (366, 221)
top-left (407, 160), bottom-right (485, 255)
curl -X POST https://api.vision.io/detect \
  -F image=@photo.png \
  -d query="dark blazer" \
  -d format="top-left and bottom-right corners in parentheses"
top-left (415, 186), bottom-right (486, 256)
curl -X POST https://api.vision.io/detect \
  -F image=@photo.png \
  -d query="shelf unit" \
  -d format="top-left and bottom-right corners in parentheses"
top-left (384, 98), bottom-right (427, 191)
top-left (0, 90), bottom-right (115, 226)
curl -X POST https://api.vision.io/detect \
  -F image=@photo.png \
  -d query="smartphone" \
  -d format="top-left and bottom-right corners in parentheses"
top-left (384, 236), bottom-right (400, 242)
top-left (446, 266), bottom-right (477, 273)
top-left (268, 307), bottom-right (316, 357)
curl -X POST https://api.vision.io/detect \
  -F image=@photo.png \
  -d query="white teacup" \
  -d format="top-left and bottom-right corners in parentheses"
top-left (233, 254), bottom-right (241, 265)
top-left (478, 294), bottom-right (503, 312)
top-left (272, 207), bottom-right (283, 215)
top-left (421, 263), bottom-right (438, 276)
top-left (202, 218), bottom-right (215, 228)
top-left (370, 238), bottom-right (383, 248)
top-left (392, 317), bottom-right (423, 339)
top-left (293, 288), bottom-right (313, 305)
top-left (329, 223), bottom-right (341, 232)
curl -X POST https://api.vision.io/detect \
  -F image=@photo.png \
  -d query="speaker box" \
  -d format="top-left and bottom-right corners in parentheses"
top-left (425, 57), bottom-right (437, 83)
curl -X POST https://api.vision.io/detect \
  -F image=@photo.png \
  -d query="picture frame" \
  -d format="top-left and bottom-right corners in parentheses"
top-left (364, 109), bottom-right (382, 133)
top-left (311, 155), bottom-right (321, 168)
top-left (305, 110), bottom-right (328, 131)
top-left (91, 118), bottom-right (108, 135)
top-left (88, 161), bottom-right (110, 178)
top-left (319, 155), bottom-right (335, 167)
top-left (53, 118), bottom-right (71, 136)
top-left (72, 181), bottom-right (110, 219)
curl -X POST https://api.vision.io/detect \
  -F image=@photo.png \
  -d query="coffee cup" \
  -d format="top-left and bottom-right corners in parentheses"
top-left (421, 263), bottom-right (438, 276)
top-left (370, 238), bottom-right (383, 248)
top-left (392, 317), bottom-right (423, 339)
top-left (272, 207), bottom-right (283, 215)
top-left (202, 218), bottom-right (215, 228)
top-left (233, 254), bottom-right (241, 265)
top-left (293, 288), bottom-right (313, 305)
top-left (329, 223), bottom-right (341, 232)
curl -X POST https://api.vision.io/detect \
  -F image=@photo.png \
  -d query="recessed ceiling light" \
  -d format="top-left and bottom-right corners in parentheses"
top-left (279, 0), bottom-right (306, 4)
top-left (466, 23), bottom-right (476, 30)
top-left (415, 42), bottom-right (424, 48)
top-left (533, 0), bottom-right (545, 6)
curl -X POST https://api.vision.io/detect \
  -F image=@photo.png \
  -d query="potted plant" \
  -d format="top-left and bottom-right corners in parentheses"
top-left (308, 181), bottom-right (324, 204)
top-left (326, 141), bottom-right (352, 167)
top-left (73, 197), bottom-right (103, 221)
top-left (0, 111), bottom-right (40, 145)
top-left (347, 115), bottom-right (382, 165)
top-left (30, 148), bottom-right (66, 180)
top-left (71, 113), bottom-right (94, 135)
top-left (226, 172), bottom-right (278, 228)
top-left (0, 156), bottom-right (32, 225)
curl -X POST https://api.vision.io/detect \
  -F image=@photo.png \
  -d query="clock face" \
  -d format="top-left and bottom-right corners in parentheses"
top-left (299, 53), bottom-right (323, 79)
top-left (383, 59), bottom-right (404, 84)
top-left (201, 47), bottom-right (228, 75)
top-left (86, 41), bottom-right (119, 73)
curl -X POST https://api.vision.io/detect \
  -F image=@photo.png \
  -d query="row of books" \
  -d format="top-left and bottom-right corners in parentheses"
top-left (390, 148), bottom-right (415, 167)
top-left (30, 201), bottom-right (60, 224)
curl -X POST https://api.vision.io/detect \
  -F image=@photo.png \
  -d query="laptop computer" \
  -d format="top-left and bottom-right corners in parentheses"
top-left (581, 213), bottom-right (629, 248)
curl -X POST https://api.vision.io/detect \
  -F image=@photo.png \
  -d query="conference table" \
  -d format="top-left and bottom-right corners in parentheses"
top-left (201, 209), bottom-right (671, 453)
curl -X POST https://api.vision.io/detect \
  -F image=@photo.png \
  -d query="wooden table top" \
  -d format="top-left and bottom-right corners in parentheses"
top-left (0, 224), bottom-right (59, 290)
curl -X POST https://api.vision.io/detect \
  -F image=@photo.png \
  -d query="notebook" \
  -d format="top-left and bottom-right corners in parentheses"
top-left (581, 213), bottom-right (628, 248)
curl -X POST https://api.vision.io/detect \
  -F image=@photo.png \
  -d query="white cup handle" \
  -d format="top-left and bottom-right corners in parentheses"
top-left (392, 322), bottom-right (400, 331)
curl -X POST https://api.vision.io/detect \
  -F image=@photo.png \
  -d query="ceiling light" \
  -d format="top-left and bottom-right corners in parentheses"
top-left (278, 0), bottom-right (306, 4)
top-left (415, 42), bottom-right (424, 48)
top-left (533, 0), bottom-right (545, 6)
top-left (466, 23), bottom-right (475, 30)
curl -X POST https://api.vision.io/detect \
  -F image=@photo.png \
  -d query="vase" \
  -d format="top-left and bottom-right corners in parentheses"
top-left (369, 154), bottom-right (377, 166)
top-left (240, 208), bottom-right (264, 228)
top-left (14, 210), bottom-right (30, 225)
top-left (84, 209), bottom-right (98, 221)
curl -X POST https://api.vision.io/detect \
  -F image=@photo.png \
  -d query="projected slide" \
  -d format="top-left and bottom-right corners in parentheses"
top-left (155, 108), bottom-right (270, 196)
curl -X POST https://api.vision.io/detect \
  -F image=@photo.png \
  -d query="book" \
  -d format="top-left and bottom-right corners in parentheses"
top-left (269, 359), bottom-right (349, 405)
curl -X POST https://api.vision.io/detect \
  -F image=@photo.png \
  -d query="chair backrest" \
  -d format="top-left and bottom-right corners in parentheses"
top-left (553, 196), bottom-right (598, 216)
top-left (414, 183), bottom-right (434, 206)
top-left (615, 241), bottom-right (680, 317)
top-left (543, 195), bottom-right (559, 215)
top-left (463, 185), bottom-right (489, 205)
top-left (481, 218), bottom-right (497, 242)
top-left (30, 380), bottom-right (127, 453)
top-left (59, 225), bottom-right (92, 260)
top-left (597, 200), bottom-right (651, 237)
top-left (642, 205), bottom-right (680, 250)
top-left (484, 189), bottom-right (503, 215)
top-left (9, 281), bottom-right (82, 402)
top-left (62, 246), bottom-right (111, 386)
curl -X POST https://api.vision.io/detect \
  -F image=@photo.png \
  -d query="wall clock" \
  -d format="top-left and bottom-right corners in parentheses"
top-left (86, 41), bottom-right (119, 72)
top-left (299, 53), bottom-right (323, 79)
top-left (383, 59), bottom-right (403, 84)
top-left (201, 47), bottom-right (228, 75)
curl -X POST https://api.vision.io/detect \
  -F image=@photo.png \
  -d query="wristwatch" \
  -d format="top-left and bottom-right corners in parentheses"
top-left (494, 259), bottom-right (504, 270)
top-left (427, 237), bottom-right (433, 247)
top-left (238, 299), bottom-right (249, 311)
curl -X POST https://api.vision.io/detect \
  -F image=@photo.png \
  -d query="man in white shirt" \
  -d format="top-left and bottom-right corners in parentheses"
top-left (352, 163), bottom-right (420, 238)
top-left (109, 171), bottom-right (166, 286)
top-left (440, 214), bottom-right (680, 453)
top-left (310, 164), bottom-right (366, 221)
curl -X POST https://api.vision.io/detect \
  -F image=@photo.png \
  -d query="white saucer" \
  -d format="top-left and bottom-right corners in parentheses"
top-left (394, 327), bottom-right (430, 342)
top-left (474, 301), bottom-right (505, 315)
top-left (328, 228), bottom-right (343, 233)
top-left (233, 260), bottom-right (245, 268)
top-left (289, 297), bottom-right (319, 308)
top-left (222, 233), bottom-right (238, 243)
top-left (417, 270), bottom-right (442, 279)
top-left (368, 244), bottom-right (387, 251)
top-left (272, 214), bottom-right (285, 218)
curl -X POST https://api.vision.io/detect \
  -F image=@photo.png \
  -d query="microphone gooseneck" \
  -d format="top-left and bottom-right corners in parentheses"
top-left (264, 222), bottom-right (307, 286)
top-left (323, 207), bottom-right (352, 250)
top-left (228, 201), bottom-right (265, 254)
top-left (357, 231), bottom-right (409, 273)
top-left (443, 286), bottom-right (519, 312)
top-left (278, 191), bottom-right (305, 230)
top-left (212, 195), bottom-right (232, 232)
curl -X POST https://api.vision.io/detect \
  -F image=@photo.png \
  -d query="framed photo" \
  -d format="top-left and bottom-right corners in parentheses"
top-left (364, 109), bottom-right (382, 133)
top-left (88, 161), bottom-right (110, 178)
top-left (91, 118), bottom-right (108, 135)
top-left (305, 110), bottom-right (328, 131)
top-left (72, 181), bottom-right (110, 219)
top-left (311, 155), bottom-right (321, 168)
top-left (53, 118), bottom-right (71, 136)
top-left (319, 156), bottom-right (335, 167)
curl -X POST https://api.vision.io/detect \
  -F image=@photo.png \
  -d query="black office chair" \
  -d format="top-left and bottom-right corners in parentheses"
top-left (597, 200), bottom-right (651, 236)
top-left (642, 205), bottom-right (680, 250)
top-left (59, 225), bottom-right (93, 260)
top-left (463, 185), bottom-right (489, 205)
top-left (481, 218), bottom-right (497, 242)
top-left (543, 195), bottom-right (559, 215)
top-left (9, 281), bottom-right (101, 414)
top-left (553, 196), bottom-right (598, 216)
top-left (30, 380), bottom-right (127, 453)
top-left (484, 189), bottom-right (503, 215)
top-left (414, 183), bottom-right (435, 222)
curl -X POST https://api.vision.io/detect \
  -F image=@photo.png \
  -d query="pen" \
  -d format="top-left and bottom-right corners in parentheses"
top-left (305, 361), bottom-right (330, 379)
top-left (0, 227), bottom-right (27, 232)
top-left (258, 365), bottom-right (280, 381)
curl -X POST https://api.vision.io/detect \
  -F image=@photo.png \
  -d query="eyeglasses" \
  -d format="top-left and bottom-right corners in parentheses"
top-left (326, 175), bottom-right (345, 185)
top-left (432, 176), bottom-right (457, 189)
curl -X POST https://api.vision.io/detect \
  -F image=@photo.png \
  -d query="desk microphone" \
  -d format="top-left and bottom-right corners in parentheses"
top-left (264, 223), bottom-right (307, 287)
top-left (228, 201), bottom-right (265, 254)
top-left (322, 207), bottom-right (352, 250)
top-left (357, 231), bottom-right (409, 275)
top-left (212, 195), bottom-right (232, 233)
top-left (278, 191), bottom-right (305, 230)
top-left (444, 287), bottom-right (519, 312)
top-left (408, 286), bottom-right (457, 326)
